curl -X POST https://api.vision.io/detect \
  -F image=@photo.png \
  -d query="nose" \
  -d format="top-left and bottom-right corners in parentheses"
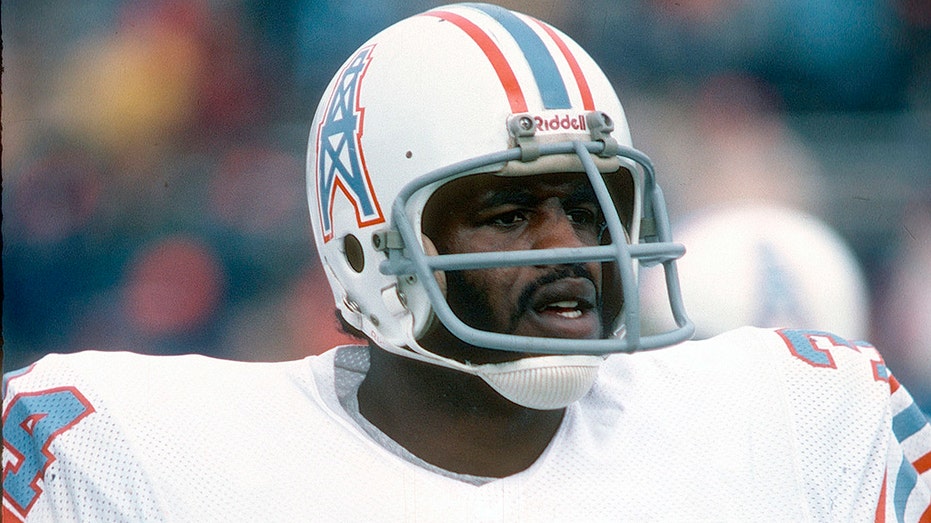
top-left (531, 201), bottom-right (590, 250)
top-left (528, 199), bottom-right (604, 284)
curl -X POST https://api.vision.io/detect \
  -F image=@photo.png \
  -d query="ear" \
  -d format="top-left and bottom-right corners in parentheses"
top-left (421, 234), bottom-right (447, 297)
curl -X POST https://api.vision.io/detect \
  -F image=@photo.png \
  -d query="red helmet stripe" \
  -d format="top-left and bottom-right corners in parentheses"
top-left (423, 11), bottom-right (529, 113)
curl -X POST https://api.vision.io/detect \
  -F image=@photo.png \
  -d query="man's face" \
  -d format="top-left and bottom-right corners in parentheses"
top-left (422, 172), bottom-right (625, 360)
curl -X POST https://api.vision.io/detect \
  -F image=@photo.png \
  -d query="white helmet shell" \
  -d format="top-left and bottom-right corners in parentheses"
top-left (306, 3), bottom-right (693, 360)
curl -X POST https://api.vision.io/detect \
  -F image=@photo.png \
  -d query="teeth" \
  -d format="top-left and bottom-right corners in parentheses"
top-left (549, 300), bottom-right (579, 308)
top-left (543, 300), bottom-right (583, 319)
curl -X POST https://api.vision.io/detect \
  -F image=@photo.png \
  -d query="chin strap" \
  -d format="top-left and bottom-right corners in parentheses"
top-left (471, 354), bottom-right (604, 410)
top-left (375, 320), bottom-right (605, 410)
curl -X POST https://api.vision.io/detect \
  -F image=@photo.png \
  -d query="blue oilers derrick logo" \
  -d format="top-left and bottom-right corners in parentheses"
top-left (315, 45), bottom-right (385, 243)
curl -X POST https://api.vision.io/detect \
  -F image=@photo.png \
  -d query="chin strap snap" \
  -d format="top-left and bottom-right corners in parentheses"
top-left (507, 113), bottom-right (541, 162)
top-left (586, 111), bottom-right (620, 157)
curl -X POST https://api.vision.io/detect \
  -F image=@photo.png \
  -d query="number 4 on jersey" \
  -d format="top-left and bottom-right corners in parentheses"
top-left (3, 387), bottom-right (95, 521)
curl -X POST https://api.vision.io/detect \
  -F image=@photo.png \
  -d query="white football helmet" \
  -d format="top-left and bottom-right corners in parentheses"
top-left (305, 3), bottom-right (693, 406)
top-left (641, 204), bottom-right (869, 341)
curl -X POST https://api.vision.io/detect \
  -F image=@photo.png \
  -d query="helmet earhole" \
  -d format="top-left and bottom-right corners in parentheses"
top-left (344, 234), bottom-right (365, 273)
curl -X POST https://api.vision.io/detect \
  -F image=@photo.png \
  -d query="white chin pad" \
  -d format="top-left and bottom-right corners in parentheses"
top-left (397, 326), bottom-right (604, 411)
top-left (475, 354), bottom-right (604, 410)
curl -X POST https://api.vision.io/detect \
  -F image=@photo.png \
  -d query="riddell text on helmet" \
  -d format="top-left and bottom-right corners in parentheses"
top-left (533, 113), bottom-right (587, 133)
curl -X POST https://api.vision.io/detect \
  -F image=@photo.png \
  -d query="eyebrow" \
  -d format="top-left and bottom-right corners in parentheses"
top-left (478, 179), bottom-right (597, 208)
top-left (479, 185), bottom-right (537, 208)
top-left (564, 182), bottom-right (599, 206)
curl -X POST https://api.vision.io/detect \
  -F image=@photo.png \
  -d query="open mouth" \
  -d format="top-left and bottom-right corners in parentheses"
top-left (521, 278), bottom-right (601, 338)
top-left (538, 299), bottom-right (591, 319)
top-left (529, 278), bottom-right (597, 314)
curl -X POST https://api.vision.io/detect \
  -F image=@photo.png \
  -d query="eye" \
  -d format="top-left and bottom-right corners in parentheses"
top-left (490, 210), bottom-right (528, 227)
top-left (567, 207), bottom-right (608, 241)
top-left (566, 207), bottom-right (599, 227)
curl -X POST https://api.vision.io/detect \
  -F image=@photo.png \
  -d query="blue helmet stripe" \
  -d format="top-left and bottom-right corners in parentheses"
top-left (465, 3), bottom-right (572, 109)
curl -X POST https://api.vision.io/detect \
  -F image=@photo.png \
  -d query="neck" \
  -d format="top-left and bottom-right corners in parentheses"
top-left (358, 346), bottom-right (565, 478)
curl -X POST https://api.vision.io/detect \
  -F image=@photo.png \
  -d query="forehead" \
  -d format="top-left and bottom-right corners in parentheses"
top-left (428, 172), bottom-right (595, 213)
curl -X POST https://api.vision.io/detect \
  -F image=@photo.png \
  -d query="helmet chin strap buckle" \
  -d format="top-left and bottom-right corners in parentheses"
top-left (507, 113), bottom-right (542, 162)
top-left (372, 230), bottom-right (404, 252)
top-left (586, 111), bottom-right (620, 157)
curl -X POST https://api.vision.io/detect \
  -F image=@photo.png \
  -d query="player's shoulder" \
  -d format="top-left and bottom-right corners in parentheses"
top-left (609, 326), bottom-right (892, 392)
top-left (3, 350), bottom-right (315, 403)
top-left (684, 326), bottom-right (893, 396)
top-left (4, 351), bottom-right (146, 397)
top-left (745, 326), bottom-right (890, 383)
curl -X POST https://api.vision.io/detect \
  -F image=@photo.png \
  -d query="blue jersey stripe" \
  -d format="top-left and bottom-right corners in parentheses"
top-left (893, 401), bottom-right (930, 442)
top-left (894, 455), bottom-right (918, 522)
top-left (465, 3), bottom-right (572, 109)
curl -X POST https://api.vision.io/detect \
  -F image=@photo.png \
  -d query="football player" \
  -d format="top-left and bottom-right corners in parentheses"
top-left (640, 203), bottom-right (870, 341)
top-left (4, 3), bottom-right (930, 520)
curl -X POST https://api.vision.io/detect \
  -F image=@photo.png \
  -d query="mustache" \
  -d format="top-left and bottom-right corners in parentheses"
top-left (512, 264), bottom-right (601, 320)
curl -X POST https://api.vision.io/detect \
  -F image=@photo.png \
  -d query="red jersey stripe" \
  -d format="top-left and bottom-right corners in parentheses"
top-left (919, 502), bottom-right (931, 523)
top-left (915, 451), bottom-right (931, 475)
top-left (876, 469), bottom-right (887, 523)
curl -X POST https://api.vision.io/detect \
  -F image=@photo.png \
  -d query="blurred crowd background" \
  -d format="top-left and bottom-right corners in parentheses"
top-left (2, 0), bottom-right (930, 411)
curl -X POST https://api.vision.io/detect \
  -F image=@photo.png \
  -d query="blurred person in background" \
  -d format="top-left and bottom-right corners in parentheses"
top-left (1, 1), bottom-right (356, 370)
top-left (875, 196), bottom-right (931, 414)
top-left (641, 203), bottom-right (870, 341)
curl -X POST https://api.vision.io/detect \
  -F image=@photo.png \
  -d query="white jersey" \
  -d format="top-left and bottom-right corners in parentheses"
top-left (3, 326), bottom-right (930, 521)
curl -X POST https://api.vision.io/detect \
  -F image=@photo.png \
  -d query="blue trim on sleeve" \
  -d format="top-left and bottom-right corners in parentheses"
top-left (894, 455), bottom-right (918, 522)
top-left (893, 401), bottom-right (930, 442)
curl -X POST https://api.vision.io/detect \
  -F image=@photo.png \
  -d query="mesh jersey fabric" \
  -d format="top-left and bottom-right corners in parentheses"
top-left (3, 326), bottom-right (930, 521)
top-left (332, 346), bottom-right (496, 486)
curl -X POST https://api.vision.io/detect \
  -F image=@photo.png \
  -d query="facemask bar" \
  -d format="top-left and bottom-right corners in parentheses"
top-left (379, 140), bottom-right (694, 355)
